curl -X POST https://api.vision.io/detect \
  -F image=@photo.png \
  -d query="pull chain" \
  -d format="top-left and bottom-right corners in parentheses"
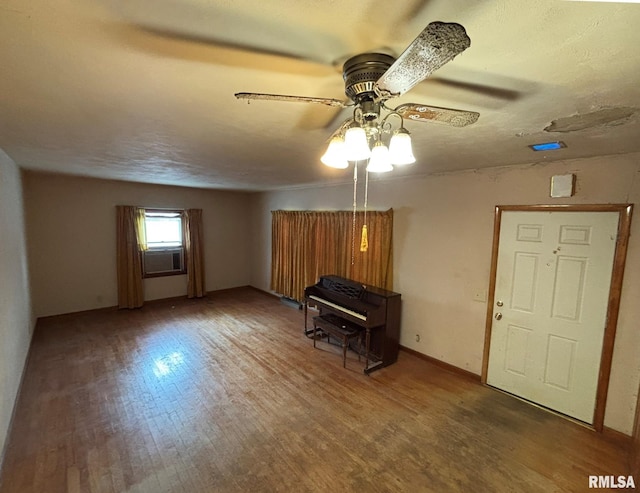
top-left (360, 170), bottom-right (369, 252)
top-left (351, 162), bottom-right (358, 265)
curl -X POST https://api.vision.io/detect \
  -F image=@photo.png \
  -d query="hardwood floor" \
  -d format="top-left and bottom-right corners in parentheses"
top-left (0, 288), bottom-right (630, 492)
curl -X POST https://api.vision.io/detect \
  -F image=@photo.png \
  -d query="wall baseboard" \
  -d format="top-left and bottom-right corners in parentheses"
top-left (37, 286), bottom-right (263, 322)
top-left (0, 327), bottom-right (36, 477)
top-left (399, 345), bottom-right (481, 382)
top-left (245, 286), bottom-right (279, 299)
top-left (602, 426), bottom-right (632, 446)
top-left (37, 304), bottom-right (119, 322)
top-left (400, 348), bottom-right (637, 443)
top-left (400, 346), bottom-right (634, 443)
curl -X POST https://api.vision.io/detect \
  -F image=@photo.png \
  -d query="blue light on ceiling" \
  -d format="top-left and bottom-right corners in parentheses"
top-left (529, 141), bottom-right (567, 151)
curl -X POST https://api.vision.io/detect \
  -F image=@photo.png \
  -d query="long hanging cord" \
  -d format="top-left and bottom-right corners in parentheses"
top-left (351, 161), bottom-right (358, 265)
top-left (360, 170), bottom-right (369, 252)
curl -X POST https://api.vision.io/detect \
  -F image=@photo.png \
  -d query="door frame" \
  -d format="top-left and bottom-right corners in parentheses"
top-left (481, 204), bottom-right (633, 432)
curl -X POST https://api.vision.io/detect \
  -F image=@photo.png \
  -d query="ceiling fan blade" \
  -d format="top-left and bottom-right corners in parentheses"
top-left (139, 27), bottom-right (334, 71)
top-left (112, 1), bottom-right (349, 66)
top-left (294, 78), bottom-right (352, 130)
top-left (426, 77), bottom-right (523, 101)
top-left (375, 22), bottom-right (471, 98)
top-left (395, 103), bottom-right (479, 127)
top-left (119, 25), bottom-right (336, 77)
top-left (235, 92), bottom-right (350, 108)
top-left (298, 105), bottom-right (350, 130)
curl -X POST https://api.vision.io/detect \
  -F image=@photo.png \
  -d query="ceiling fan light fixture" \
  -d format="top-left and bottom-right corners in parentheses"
top-left (366, 141), bottom-right (393, 173)
top-left (344, 125), bottom-right (371, 161)
top-left (321, 136), bottom-right (349, 169)
top-left (388, 128), bottom-right (416, 165)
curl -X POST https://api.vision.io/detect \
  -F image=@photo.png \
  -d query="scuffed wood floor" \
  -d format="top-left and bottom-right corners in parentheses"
top-left (0, 288), bottom-right (629, 492)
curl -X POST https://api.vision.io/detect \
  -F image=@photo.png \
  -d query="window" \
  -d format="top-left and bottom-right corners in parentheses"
top-left (142, 210), bottom-right (186, 278)
top-left (145, 211), bottom-right (182, 248)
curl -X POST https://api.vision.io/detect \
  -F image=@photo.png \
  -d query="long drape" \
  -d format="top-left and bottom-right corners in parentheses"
top-left (271, 209), bottom-right (393, 301)
top-left (116, 205), bottom-right (144, 309)
top-left (135, 208), bottom-right (148, 251)
top-left (185, 208), bottom-right (206, 298)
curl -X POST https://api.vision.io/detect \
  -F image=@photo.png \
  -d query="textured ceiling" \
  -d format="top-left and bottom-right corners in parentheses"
top-left (1, 0), bottom-right (639, 191)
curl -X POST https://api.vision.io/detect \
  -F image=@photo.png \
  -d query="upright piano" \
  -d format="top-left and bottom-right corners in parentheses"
top-left (304, 275), bottom-right (401, 374)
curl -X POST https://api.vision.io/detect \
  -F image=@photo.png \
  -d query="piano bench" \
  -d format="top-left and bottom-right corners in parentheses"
top-left (312, 315), bottom-right (363, 369)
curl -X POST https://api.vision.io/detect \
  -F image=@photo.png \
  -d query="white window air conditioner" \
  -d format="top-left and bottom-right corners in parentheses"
top-left (143, 248), bottom-right (184, 275)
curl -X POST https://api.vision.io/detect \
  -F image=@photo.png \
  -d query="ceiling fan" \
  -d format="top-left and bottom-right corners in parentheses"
top-left (234, 22), bottom-right (479, 170)
top-left (235, 21), bottom-right (479, 127)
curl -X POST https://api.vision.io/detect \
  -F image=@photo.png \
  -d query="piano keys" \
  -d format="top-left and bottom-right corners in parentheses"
top-left (307, 295), bottom-right (366, 321)
top-left (304, 275), bottom-right (401, 374)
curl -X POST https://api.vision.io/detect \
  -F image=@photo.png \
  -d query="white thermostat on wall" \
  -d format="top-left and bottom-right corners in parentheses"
top-left (550, 174), bottom-right (575, 198)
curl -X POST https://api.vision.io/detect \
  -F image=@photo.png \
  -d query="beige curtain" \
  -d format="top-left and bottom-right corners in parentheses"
top-left (348, 209), bottom-right (394, 290)
top-left (271, 209), bottom-right (393, 301)
top-left (135, 208), bottom-right (148, 251)
top-left (185, 208), bottom-right (206, 298)
top-left (116, 205), bottom-right (145, 309)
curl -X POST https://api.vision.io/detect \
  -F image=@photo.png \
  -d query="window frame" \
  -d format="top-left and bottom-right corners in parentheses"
top-left (141, 209), bottom-right (187, 279)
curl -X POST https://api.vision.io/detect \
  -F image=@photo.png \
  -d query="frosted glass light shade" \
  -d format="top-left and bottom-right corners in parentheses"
top-left (344, 126), bottom-right (371, 161)
top-left (320, 136), bottom-right (349, 169)
top-left (388, 128), bottom-right (416, 165)
top-left (366, 141), bottom-right (393, 172)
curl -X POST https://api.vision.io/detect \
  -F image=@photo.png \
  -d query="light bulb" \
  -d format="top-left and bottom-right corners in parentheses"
top-left (366, 141), bottom-right (393, 172)
top-left (344, 125), bottom-right (371, 161)
top-left (320, 136), bottom-right (349, 169)
top-left (388, 128), bottom-right (416, 165)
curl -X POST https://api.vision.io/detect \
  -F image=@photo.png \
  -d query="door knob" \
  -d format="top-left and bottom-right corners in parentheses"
top-left (496, 300), bottom-right (503, 307)
top-left (495, 312), bottom-right (502, 320)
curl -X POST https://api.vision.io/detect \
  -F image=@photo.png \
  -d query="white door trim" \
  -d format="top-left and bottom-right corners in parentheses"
top-left (481, 204), bottom-right (633, 432)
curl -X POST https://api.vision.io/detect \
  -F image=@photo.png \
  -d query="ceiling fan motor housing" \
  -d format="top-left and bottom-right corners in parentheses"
top-left (343, 53), bottom-right (395, 107)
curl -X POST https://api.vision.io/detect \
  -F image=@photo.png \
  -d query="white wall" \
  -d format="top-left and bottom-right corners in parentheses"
top-left (250, 153), bottom-right (640, 435)
top-left (24, 172), bottom-right (253, 317)
top-left (0, 150), bottom-right (34, 460)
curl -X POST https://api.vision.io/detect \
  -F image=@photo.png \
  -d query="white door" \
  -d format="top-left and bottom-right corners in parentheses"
top-left (486, 211), bottom-right (619, 423)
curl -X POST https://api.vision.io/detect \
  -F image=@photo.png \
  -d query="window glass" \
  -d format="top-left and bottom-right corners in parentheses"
top-left (142, 210), bottom-right (186, 278)
top-left (145, 214), bottom-right (182, 248)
